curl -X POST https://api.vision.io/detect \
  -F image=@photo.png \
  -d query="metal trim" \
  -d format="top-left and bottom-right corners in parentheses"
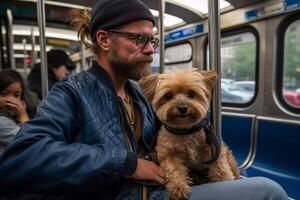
top-left (257, 116), bottom-right (300, 125)
top-left (238, 115), bottom-right (258, 169)
top-left (222, 112), bottom-right (256, 118)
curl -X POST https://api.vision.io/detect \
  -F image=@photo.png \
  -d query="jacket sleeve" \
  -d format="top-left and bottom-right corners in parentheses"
top-left (0, 82), bottom-right (137, 193)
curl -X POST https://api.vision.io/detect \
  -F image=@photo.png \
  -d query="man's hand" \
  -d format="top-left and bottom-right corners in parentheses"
top-left (132, 158), bottom-right (165, 185)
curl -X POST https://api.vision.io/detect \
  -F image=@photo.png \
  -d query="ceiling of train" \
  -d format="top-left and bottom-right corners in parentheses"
top-left (2, 0), bottom-right (268, 57)
top-left (47, 0), bottom-right (268, 28)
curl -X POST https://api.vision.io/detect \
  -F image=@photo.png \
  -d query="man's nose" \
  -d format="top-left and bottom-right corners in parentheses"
top-left (142, 42), bottom-right (155, 54)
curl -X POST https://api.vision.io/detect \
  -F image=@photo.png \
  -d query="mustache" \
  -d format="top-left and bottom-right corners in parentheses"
top-left (136, 56), bottom-right (153, 63)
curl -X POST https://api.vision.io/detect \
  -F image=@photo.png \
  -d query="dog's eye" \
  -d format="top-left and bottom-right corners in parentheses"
top-left (187, 90), bottom-right (196, 98)
top-left (164, 92), bottom-right (173, 101)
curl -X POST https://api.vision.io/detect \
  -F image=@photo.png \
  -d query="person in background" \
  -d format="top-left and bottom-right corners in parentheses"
top-left (27, 49), bottom-right (76, 99)
top-left (0, 69), bottom-right (29, 156)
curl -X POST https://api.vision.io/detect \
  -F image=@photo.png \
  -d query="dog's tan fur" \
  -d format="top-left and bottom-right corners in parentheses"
top-left (139, 69), bottom-right (240, 200)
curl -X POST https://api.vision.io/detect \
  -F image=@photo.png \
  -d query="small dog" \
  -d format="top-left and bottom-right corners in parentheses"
top-left (139, 69), bottom-right (240, 200)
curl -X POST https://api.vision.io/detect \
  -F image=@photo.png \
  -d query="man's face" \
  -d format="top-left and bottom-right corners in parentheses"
top-left (108, 20), bottom-right (155, 81)
top-left (53, 65), bottom-right (72, 81)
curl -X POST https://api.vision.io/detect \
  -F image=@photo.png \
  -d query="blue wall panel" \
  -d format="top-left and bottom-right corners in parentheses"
top-left (243, 120), bottom-right (300, 199)
top-left (222, 115), bottom-right (253, 166)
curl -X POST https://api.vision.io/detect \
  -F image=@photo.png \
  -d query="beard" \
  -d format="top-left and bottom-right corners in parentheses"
top-left (108, 45), bottom-right (152, 81)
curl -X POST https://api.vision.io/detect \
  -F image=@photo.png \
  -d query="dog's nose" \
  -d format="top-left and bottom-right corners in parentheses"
top-left (178, 104), bottom-right (188, 114)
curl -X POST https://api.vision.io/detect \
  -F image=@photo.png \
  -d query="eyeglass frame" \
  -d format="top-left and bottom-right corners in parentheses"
top-left (107, 30), bottom-right (159, 49)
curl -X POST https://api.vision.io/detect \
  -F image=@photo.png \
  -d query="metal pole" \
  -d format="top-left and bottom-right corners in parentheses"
top-left (6, 9), bottom-right (16, 70)
top-left (37, 0), bottom-right (48, 98)
top-left (22, 38), bottom-right (28, 76)
top-left (208, 0), bottom-right (222, 141)
top-left (30, 28), bottom-right (37, 69)
top-left (0, 20), bottom-right (3, 70)
top-left (81, 44), bottom-right (86, 71)
top-left (159, 0), bottom-right (165, 73)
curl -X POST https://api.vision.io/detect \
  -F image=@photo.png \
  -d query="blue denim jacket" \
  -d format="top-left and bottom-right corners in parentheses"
top-left (0, 61), bottom-right (159, 199)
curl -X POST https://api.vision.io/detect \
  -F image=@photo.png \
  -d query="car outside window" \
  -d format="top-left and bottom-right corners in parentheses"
top-left (207, 31), bottom-right (257, 104)
top-left (282, 19), bottom-right (300, 108)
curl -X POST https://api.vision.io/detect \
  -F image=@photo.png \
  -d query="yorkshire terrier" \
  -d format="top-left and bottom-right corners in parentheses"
top-left (139, 69), bottom-right (240, 200)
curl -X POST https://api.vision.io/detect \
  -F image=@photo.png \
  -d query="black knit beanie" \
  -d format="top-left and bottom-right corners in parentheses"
top-left (90, 0), bottom-right (155, 42)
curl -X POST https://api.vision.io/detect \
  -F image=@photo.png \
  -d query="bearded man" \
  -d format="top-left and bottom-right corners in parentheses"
top-left (0, 0), bottom-right (289, 200)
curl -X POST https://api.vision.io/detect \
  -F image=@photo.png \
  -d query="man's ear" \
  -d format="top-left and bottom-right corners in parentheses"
top-left (139, 74), bottom-right (159, 103)
top-left (96, 30), bottom-right (110, 51)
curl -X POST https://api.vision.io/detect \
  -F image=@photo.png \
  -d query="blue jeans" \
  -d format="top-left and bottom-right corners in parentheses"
top-left (148, 177), bottom-right (289, 200)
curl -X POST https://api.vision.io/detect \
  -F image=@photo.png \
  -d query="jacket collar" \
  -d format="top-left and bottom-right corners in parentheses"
top-left (88, 61), bottom-right (117, 94)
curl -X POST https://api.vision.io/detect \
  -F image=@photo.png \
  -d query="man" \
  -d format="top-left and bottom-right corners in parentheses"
top-left (27, 49), bottom-right (76, 99)
top-left (0, 0), bottom-right (289, 199)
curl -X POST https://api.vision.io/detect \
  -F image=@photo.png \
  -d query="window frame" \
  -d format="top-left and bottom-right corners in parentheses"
top-left (164, 41), bottom-right (193, 65)
top-left (276, 14), bottom-right (300, 114)
top-left (204, 26), bottom-right (260, 107)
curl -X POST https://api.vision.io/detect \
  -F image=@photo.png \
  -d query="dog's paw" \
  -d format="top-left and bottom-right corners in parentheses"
top-left (167, 183), bottom-right (191, 200)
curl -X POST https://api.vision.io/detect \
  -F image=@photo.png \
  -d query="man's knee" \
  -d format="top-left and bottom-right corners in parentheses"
top-left (251, 177), bottom-right (289, 200)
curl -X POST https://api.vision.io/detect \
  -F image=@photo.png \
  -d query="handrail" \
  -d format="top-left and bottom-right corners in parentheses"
top-left (22, 38), bottom-right (28, 76)
top-left (208, 0), bottom-right (222, 141)
top-left (37, 0), bottom-right (48, 98)
top-left (30, 28), bottom-right (37, 69)
top-left (81, 44), bottom-right (86, 72)
top-left (6, 9), bottom-right (16, 70)
top-left (159, 0), bottom-right (165, 73)
top-left (238, 115), bottom-right (258, 169)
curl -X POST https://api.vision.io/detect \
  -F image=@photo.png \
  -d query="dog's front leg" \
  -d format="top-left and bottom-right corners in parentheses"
top-left (161, 156), bottom-right (192, 200)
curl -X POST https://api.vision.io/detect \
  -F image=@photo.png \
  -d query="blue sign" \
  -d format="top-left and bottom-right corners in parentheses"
top-left (165, 24), bottom-right (204, 43)
top-left (245, 0), bottom-right (300, 21)
top-left (284, 0), bottom-right (299, 10)
top-left (245, 9), bottom-right (258, 21)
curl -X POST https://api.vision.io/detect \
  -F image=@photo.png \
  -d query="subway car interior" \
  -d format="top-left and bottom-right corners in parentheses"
top-left (0, 0), bottom-right (300, 199)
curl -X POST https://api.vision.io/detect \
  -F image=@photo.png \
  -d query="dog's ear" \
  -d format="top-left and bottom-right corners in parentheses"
top-left (139, 74), bottom-right (159, 103)
top-left (198, 70), bottom-right (218, 90)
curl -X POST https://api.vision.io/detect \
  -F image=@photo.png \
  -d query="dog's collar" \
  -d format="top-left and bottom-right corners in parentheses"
top-left (163, 118), bottom-right (206, 135)
top-left (163, 116), bottom-right (221, 164)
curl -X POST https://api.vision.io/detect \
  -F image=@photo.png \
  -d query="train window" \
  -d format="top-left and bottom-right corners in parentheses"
top-left (207, 31), bottom-right (257, 105)
top-left (164, 43), bottom-right (193, 71)
top-left (281, 19), bottom-right (300, 109)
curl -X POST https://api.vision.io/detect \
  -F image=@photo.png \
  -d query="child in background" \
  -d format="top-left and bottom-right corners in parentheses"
top-left (0, 69), bottom-right (29, 156)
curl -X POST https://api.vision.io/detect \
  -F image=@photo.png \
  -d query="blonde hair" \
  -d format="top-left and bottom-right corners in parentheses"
top-left (70, 9), bottom-right (100, 55)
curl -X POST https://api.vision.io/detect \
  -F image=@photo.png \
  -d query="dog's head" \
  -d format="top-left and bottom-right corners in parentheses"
top-left (139, 69), bottom-right (217, 129)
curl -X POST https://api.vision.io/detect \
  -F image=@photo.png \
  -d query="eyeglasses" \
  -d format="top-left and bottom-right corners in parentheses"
top-left (108, 30), bottom-right (159, 49)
